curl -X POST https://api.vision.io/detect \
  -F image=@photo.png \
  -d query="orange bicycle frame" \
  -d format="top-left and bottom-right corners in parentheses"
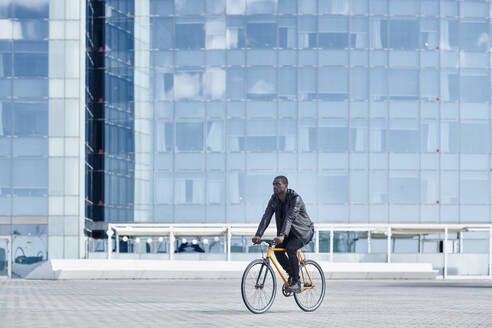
top-left (266, 246), bottom-right (314, 290)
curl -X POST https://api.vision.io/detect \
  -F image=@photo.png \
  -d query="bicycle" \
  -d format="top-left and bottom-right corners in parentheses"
top-left (241, 239), bottom-right (326, 314)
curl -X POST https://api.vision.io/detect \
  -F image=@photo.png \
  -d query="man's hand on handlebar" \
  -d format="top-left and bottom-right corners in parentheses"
top-left (274, 235), bottom-right (284, 245)
top-left (252, 236), bottom-right (261, 244)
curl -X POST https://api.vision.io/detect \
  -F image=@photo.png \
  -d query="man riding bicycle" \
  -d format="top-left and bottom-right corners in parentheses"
top-left (252, 176), bottom-right (314, 294)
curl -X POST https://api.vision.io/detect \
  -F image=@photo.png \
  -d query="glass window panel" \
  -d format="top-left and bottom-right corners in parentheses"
top-left (278, 17), bottom-right (296, 49)
top-left (207, 173), bottom-right (225, 204)
top-left (175, 174), bottom-right (204, 204)
top-left (206, 0), bottom-right (225, 14)
top-left (460, 121), bottom-right (489, 153)
top-left (299, 119), bottom-right (317, 152)
top-left (247, 67), bottom-right (276, 100)
top-left (13, 20), bottom-right (48, 39)
top-left (12, 137), bottom-right (47, 156)
top-left (154, 173), bottom-right (173, 204)
top-left (12, 158), bottom-right (47, 195)
top-left (388, 69), bottom-right (418, 100)
top-left (421, 171), bottom-right (438, 204)
top-left (460, 52), bottom-right (487, 69)
top-left (13, 53), bottom-right (47, 77)
top-left (370, 17), bottom-right (387, 49)
top-left (298, 67), bottom-right (316, 101)
top-left (246, 120), bottom-right (276, 152)
top-left (319, 119), bottom-right (348, 152)
top-left (421, 120), bottom-right (439, 152)
top-left (0, 53), bottom-right (11, 77)
top-left (441, 1), bottom-right (457, 17)
top-left (227, 0), bottom-right (246, 14)
top-left (319, 50), bottom-right (347, 66)
top-left (318, 173), bottom-right (349, 203)
top-left (318, 16), bottom-right (348, 49)
top-left (12, 79), bottom-right (47, 98)
top-left (298, 16), bottom-right (317, 49)
top-left (390, 0), bottom-right (418, 15)
top-left (389, 19), bottom-right (419, 50)
top-left (246, 101), bottom-right (275, 118)
top-left (350, 171), bottom-right (368, 203)
top-left (350, 119), bottom-right (368, 152)
top-left (245, 173), bottom-right (273, 202)
top-left (440, 121), bottom-right (459, 153)
top-left (173, 69), bottom-right (203, 100)
top-left (176, 20), bottom-right (205, 49)
top-left (203, 68), bottom-right (225, 100)
top-left (440, 19), bottom-right (458, 50)
top-left (13, 0), bottom-right (49, 18)
top-left (420, 69), bottom-right (439, 100)
top-left (350, 67), bottom-right (368, 100)
top-left (369, 119), bottom-right (387, 152)
top-left (369, 171), bottom-right (387, 203)
top-left (440, 70), bottom-right (459, 101)
top-left (12, 101), bottom-right (47, 136)
top-left (206, 121), bottom-right (224, 152)
top-left (246, 17), bottom-right (277, 49)
top-left (319, 0), bottom-right (348, 14)
top-left (460, 20), bottom-right (488, 52)
top-left (151, 50), bottom-right (174, 68)
top-left (0, 158), bottom-right (11, 193)
top-left (421, 0), bottom-right (439, 16)
top-left (176, 122), bottom-right (203, 151)
top-left (318, 67), bottom-right (347, 100)
top-left (226, 67), bottom-right (245, 100)
top-left (246, 0), bottom-right (276, 14)
top-left (461, 70), bottom-right (488, 102)
top-left (226, 16), bottom-right (246, 49)
top-left (278, 0), bottom-right (296, 13)
top-left (278, 119), bottom-right (296, 152)
top-left (389, 171), bottom-right (419, 204)
top-left (298, 0), bottom-right (316, 13)
top-left (369, 68), bottom-right (387, 100)
top-left (441, 171), bottom-right (458, 204)
top-left (278, 67), bottom-right (296, 100)
top-left (421, 19), bottom-right (439, 50)
top-left (150, 0), bottom-right (174, 15)
top-left (175, 0), bottom-right (205, 14)
top-left (350, 17), bottom-right (368, 49)
top-left (151, 18), bottom-right (174, 49)
top-left (227, 120), bottom-right (245, 152)
top-left (461, 172), bottom-right (489, 204)
top-left (205, 18), bottom-right (225, 50)
top-left (155, 121), bottom-right (173, 152)
top-left (388, 120), bottom-right (419, 153)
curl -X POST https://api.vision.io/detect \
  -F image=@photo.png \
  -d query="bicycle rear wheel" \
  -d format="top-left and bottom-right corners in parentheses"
top-left (241, 259), bottom-right (277, 314)
top-left (294, 259), bottom-right (325, 312)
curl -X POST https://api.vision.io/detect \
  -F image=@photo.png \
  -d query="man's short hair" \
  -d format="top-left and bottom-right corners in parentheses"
top-left (274, 175), bottom-right (288, 185)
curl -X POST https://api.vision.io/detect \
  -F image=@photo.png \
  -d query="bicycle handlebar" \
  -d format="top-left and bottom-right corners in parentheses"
top-left (254, 239), bottom-right (276, 246)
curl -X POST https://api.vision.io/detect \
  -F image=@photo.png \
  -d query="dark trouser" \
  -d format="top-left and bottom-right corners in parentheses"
top-left (274, 234), bottom-right (305, 282)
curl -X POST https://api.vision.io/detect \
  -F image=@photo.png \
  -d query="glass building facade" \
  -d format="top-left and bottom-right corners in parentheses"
top-left (1, 0), bottom-right (492, 274)
top-left (142, 0), bottom-right (492, 225)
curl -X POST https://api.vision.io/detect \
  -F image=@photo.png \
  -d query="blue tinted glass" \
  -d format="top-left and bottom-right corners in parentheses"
top-left (13, 0), bottom-right (49, 18)
top-left (247, 21), bottom-right (277, 48)
top-left (151, 18), bottom-right (175, 49)
top-left (176, 122), bottom-right (204, 151)
top-left (14, 21), bottom-right (48, 39)
top-left (0, 79), bottom-right (11, 98)
top-left (12, 101), bottom-right (48, 136)
top-left (13, 53), bottom-right (47, 76)
top-left (0, 101), bottom-right (12, 135)
top-left (150, 0), bottom-right (174, 14)
top-left (13, 40), bottom-right (48, 53)
top-left (0, 53), bottom-right (11, 77)
top-left (12, 79), bottom-right (48, 98)
top-left (389, 20), bottom-right (419, 50)
top-left (176, 23), bottom-right (205, 49)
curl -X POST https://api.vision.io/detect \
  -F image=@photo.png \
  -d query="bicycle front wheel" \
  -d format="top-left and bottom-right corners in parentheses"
top-left (294, 259), bottom-right (326, 312)
top-left (241, 259), bottom-right (277, 314)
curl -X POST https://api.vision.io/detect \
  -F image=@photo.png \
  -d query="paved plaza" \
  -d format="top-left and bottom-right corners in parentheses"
top-left (0, 278), bottom-right (491, 327)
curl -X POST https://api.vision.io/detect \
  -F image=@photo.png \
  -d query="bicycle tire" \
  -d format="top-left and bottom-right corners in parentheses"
top-left (294, 259), bottom-right (325, 312)
top-left (241, 259), bottom-right (277, 314)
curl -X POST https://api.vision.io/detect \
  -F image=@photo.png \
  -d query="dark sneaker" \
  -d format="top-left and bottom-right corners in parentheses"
top-left (287, 277), bottom-right (294, 286)
top-left (286, 280), bottom-right (302, 294)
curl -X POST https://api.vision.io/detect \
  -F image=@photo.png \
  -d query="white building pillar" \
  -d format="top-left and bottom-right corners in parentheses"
top-left (329, 228), bottom-right (334, 262)
top-left (444, 227), bottom-right (448, 279)
top-left (387, 226), bottom-right (391, 263)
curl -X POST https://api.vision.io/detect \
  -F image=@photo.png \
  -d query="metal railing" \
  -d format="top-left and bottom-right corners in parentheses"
top-left (103, 223), bottom-right (492, 278)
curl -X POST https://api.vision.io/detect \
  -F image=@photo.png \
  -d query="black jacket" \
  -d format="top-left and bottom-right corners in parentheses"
top-left (255, 189), bottom-right (314, 244)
